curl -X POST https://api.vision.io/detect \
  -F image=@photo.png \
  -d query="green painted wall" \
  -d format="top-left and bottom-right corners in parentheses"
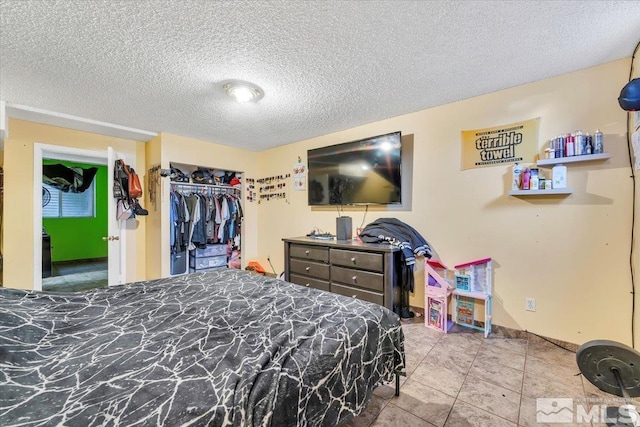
top-left (42, 160), bottom-right (107, 262)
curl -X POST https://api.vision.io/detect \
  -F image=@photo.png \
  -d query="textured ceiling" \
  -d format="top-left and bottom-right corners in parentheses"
top-left (1, 1), bottom-right (639, 151)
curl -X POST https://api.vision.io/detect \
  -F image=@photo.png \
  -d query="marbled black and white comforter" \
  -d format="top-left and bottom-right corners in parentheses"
top-left (0, 269), bottom-right (404, 427)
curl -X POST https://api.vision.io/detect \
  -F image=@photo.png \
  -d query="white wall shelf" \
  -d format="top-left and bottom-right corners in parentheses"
top-left (509, 189), bottom-right (573, 196)
top-left (536, 153), bottom-right (610, 167)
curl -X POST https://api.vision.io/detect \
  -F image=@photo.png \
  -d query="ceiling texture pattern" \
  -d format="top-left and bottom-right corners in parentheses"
top-left (1, 0), bottom-right (640, 150)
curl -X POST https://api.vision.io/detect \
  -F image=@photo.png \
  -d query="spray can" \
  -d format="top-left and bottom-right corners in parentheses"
top-left (575, 130), bottom-right (583, 155)
top-left (566, 133), bottom-right (575, 156)
top-left (594, 129), bottom-right (604, 154)
top-left (512, 162), bottom-right (522, 190)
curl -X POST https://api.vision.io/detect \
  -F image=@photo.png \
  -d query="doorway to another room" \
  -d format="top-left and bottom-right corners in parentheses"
top-left (41, 159), bottom-right (108, 292)
top-left (33, 144), bottom-right (127, 292)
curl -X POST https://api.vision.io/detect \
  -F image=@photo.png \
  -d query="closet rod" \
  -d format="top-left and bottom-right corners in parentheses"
top-left (170, 182), bottom-right (240, 194)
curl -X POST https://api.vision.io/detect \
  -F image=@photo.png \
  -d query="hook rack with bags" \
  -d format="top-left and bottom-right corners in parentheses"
top-left (114, 159), bottom-right (148, 220)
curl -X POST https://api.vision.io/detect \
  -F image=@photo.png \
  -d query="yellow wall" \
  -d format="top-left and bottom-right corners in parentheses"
top-left (144, 134), bottom-right (162, 280)
top-left (2, 119), bottom-right (146, 289)
top-left (257, 58), bottom-right (638, 346)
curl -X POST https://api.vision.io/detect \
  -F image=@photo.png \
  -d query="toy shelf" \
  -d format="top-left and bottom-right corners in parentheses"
top-left (425, 257), bottom-right (493, 337)
top-left (453, 289), bottom-right (491, 300)
top-left (453, 258), bottom-right (492, 338)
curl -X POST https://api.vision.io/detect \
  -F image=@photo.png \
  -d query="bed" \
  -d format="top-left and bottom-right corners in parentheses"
top-left (0, 269), bottom-right (405, 426)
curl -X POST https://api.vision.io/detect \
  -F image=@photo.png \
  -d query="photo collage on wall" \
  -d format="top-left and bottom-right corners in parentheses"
top-left (245, 174), bottom-right (290, 204)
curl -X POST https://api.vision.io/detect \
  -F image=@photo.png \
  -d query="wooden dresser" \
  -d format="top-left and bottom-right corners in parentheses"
top-left (283, 237), bottom-right (402, 312)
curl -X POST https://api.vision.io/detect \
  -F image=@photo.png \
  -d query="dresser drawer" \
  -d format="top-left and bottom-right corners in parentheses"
top-left (290, 259), bottom-right (330, 280)
top-left (330, 249), bottom-right (383, 272)
top-left (331, 265), bottom-right (383, 292)
top-left (331, 283), bottom-right (384, 306)
top-left (290, 244), bottom-right (329, 263)
top-left (290, 273), bottom-right (330, 292)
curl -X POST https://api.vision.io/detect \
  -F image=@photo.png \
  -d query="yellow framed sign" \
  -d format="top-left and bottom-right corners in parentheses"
top-left (461, 118), bottom-right (539, 170)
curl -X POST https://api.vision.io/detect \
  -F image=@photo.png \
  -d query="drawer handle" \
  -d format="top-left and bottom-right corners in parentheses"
top-left (305, 250), bottom-right (310, 255)
top-left (352, 295), bottom-right (357, 298)
top-left (351, 257), bottom-right (356, 263)
top-left (305, 283), bottom-right (310, 287)
top-left (352, 275), bottom-right (358, 282)
top-left (305, 267), bottom-right (310, 272)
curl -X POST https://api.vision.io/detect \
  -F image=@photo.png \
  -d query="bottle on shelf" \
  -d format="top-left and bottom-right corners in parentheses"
top-left (566, 133), bottom-right (575, 157)
top-left (584, 133), bottom-right (593, 154)
top-left (522, 167), bottom-right (531, 190)
top-left (575, 130), bottom-right (584, 156)
top-left (594, 129), bottom-right (604, 154)
top-left (512, 162), bottom-right (522, 190)
top-left (552, 165), bottom-right (567, 189)
top-left (558, 135), bottom-right (565, 158)
top-left (530, 168), bottom-right (539, 190)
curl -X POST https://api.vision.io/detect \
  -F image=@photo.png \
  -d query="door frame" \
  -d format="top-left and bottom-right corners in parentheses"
top-left (33, 143), bottom-right (128, 291)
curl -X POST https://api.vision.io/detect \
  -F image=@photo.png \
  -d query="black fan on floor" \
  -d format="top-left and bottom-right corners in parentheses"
top-left (42, 186), bottom-right (51, 207)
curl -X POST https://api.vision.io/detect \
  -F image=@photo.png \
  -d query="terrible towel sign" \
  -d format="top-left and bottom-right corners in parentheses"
top-left (461, 118), bottom-right (539, 170)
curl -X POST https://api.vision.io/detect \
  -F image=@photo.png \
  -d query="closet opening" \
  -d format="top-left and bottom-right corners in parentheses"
top-left (168, 163), bottom-right (243, 276)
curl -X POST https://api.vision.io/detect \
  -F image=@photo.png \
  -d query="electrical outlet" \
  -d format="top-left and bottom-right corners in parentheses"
top-left (526, 297), bottom-right (536, 312)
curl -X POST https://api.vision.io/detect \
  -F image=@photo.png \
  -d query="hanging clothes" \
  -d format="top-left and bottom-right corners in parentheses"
top-left (169, 184), bottom-right (242, 252)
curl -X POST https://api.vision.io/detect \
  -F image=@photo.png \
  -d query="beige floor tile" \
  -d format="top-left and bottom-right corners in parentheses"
top-left (527, 339), bottom-right (577, 367)
top-left (410, 357), bottom-right (467, 398)
top-left (525, 353), bottom-right (580, 378)
top-left (370, 403), bottom-right (437, 427)
top-left (482, 338), bottom-right (527, 355)
top-left (474, 345), bottom-right (526, 372)
top-left (521, 370), bottom-right (585, 400)
top-left (402, 323), bottom-right (444, 345)
top-left (391, 378), bottom-right (455, 427)
top-left (425, 342), bottom-right (477, 376)
top-left (467, 356), bottom-right (524, 393)
top-left (457, 376), bottom-right (521, 423)
top-left (444, 400), bottom-right (516, 427)
top-left (438, 332), bottom-right (484, 353)
top-left (522, 354), bottom-right (584, 399)
top-left (373, 383), bottom-right (397, 401)
top-left (347, 395), bottom-right (388, 427)
top-left (404, 341), bottom-right (433, 374)
top-left (364, 325), bottom-right (592, 426)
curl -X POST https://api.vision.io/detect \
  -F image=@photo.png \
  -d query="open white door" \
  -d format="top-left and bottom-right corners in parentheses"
top-left (107, 147), bottom-right (126, 286)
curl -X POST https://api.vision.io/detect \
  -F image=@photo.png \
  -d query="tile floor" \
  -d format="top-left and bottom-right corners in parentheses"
top-left (347, 321), bottom-right (624, 427)
top-left (42, 258), bottom-right (108, 292)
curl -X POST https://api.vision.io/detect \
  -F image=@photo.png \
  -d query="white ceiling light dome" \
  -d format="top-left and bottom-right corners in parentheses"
top-left (223, 80), bottom-right (264, 103)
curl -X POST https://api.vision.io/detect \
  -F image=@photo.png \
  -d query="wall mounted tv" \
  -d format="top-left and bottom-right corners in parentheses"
top-left (307, 131), bottom-right (402, 206)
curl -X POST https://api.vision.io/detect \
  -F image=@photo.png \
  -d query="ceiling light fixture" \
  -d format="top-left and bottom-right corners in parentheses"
top-left (223, 81), bottom-right (263, 103)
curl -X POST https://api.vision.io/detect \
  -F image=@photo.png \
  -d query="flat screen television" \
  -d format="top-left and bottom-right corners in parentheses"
top-left (307, 131), bottom-right (402, 206)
